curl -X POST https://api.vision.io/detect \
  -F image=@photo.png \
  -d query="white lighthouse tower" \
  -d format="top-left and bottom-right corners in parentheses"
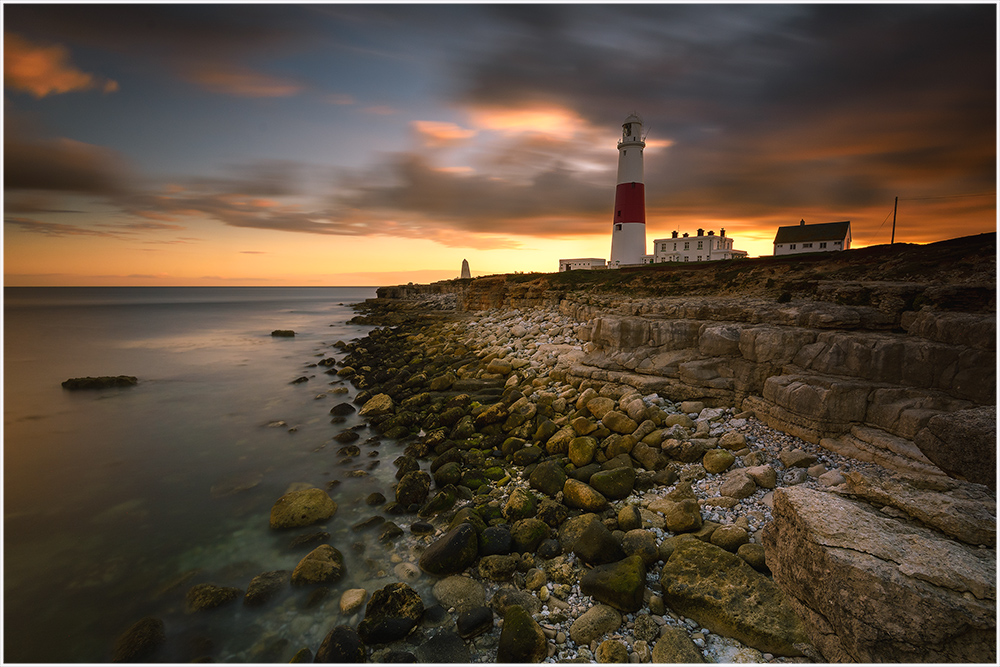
top-left (609, 113), bottom-right (647, 267)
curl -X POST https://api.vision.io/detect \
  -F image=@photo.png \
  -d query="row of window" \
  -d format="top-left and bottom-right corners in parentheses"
top-left (658, 240), bottom-right (732, 252)
top-left (776, 241), bottom-right (841, 250)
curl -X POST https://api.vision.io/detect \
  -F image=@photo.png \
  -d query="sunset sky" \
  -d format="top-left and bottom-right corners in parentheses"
top-left (3, 3), bottom-right (996, 286)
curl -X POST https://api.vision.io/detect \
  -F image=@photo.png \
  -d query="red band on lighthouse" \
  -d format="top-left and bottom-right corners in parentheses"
top-left (613, 182), bottom-right (646, 224)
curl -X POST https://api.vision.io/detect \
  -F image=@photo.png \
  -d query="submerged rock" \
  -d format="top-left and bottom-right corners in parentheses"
top-left (269, 488), bottom-right (337, 529)
top-left (185, 583), bottom-right (242, 612)
top-left (357, 582), bottom-right (425, 645)
top-left (418, 523), bottom-right (478, 575)
top-left (496, 604), bottom-right (547, 663)
top-left (111, 617), bottom-right (165, 662)
top-left (291, 545), bottom-right (344, 585)
top-left (62, 375), bottom-right (137, 390)
top-left (315, 625), bottom-right (364, 662)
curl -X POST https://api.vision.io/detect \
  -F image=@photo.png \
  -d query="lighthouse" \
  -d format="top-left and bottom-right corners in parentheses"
top-left (609, 113), bottom-right (647, 267)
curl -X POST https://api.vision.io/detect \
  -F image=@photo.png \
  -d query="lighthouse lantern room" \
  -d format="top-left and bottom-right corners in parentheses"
top-left (609, 113), bottom-right (647, 267)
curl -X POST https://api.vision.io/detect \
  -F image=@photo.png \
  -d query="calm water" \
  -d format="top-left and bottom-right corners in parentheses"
top-left (1, 286), bottom-right (431, 662)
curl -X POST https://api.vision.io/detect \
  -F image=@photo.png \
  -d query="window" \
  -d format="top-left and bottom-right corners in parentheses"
top-left (684, 242), bottom-right (690, 250)
top-left (617, 210), bottom-right (622, 217)
top-left (684, 257), bottom-right (689, 262)
top-left (834, 241), bottom-right (842, 246)
top-left (776, 244), bottom-right (783, 248)
top-left (803, 243), bottom-right (813, 248)
top-left (660, 244), bottom-right (666, 252)
top-left (673, 243), bottom-right (677, 251)
top-left (697, 256), bottom-right (702, 261)
top-left (790, 244), bottom-right (796, 250)
top-left (697, 241), bottom-right (703, 250)
top-left (615, 224), bottom-right (622, 231)
top-left (819, 242), bottom-right (827, 249)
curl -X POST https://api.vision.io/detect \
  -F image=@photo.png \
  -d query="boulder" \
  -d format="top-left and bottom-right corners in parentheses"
top-left (358, 393), bottom-right (394, 417)
top-left (603, 410), bottom-right (639, 435)
top-left (357, 582), bottom-right (425, 645)
top-left (456, 606), bottom-right (494, 639)
top-left (339, 588), bottom-right (367, 615)
top-left (718, 431), bottom-right (746, 451)
top-left (709, 525), bottom-right (750, 553)
top-left (719, 469), bottom-right (756, 499)
top-left (557, 513), bottom-right (602, 554)
top-left (510, 518), bottom-right (550, 554)
top-left (737, 543), bottom-right (768, 573)
top-left (478, 554), bottom-right (519, 581)
top-left (586, 397), bottom-right (617, 419)
top-left (630, 442), bottom-right (667, 471)
top-left (702, 449), bottom-right (735, 474)
top-left (503, 487), bottom-right (538, 523)
top-left (563, 478), bottom-right (609, 512)
top-left (660, 539), bottom-right (809, 656)
top-left (569, 436), bottom-right (598, 467)
top-left (243, 570), bottom-right (290, 606)
top-left (315, 625), bottom-right (365, 662)
top-left (479, 525), bottom-right (513, 556)
top-left (418, 524), bottom-right (479, 575)
top-left (579, 554), bottom-right (647, 612)
top-left (431, 575), bottom-right (486, 612)
top-left (569, 604), bottom-right (622, 645)
top-left (489, 587), bottom-right (542, 616)
top-left (745, 465), bottom-right (777, 489)
top-left (529, 460), bottom-right (567, 497)
top-left (573, 519), bottom-right (626, 565)
top-left (544, 426), bottom-right (576, 455)
top-left (395, 470), bottom-right (431, 506)
top-left (763, 486), bottom-right (996, 663)
top-left (536, 499), bottom-right (569, 528)
top-left (621, 529), bottom-right (659, 566)
top-left (496, 604), bottom-right (547, 663)
top-left (291, 545), bottom-right (344, 586)
top-left (414, 630), bottom-right (471, 664)
top-left (62, 375), bottom-right (138, 390)
top-left (649, 497), bottom-right (702, 533)
top-left (596, 639), bottom-right (629, 663)
top-left (588, 466), bottom-right (636, 500)
top-left (269, 487), bottom-right (337, 529)
top-left (111, 617), bottom-right (164, 662)
top-left (185, 583), bottom-right (241, 612)
top-left (651, 625), bottom-right (704, 663)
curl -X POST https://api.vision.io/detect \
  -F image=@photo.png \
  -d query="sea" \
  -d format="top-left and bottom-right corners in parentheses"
top-left (1, 286), bottom-right (434, 663)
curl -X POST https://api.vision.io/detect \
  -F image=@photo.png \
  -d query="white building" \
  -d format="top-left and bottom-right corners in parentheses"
top-left (646, 228), bottom-right (748, 263)
top-left (558, 258), bottom-right (607, 272)
top-left (773, 220), bottom-right (852, 256)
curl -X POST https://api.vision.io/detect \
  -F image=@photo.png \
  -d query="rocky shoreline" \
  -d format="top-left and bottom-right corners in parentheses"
top-left (115, 291), bottom-right (995, 663)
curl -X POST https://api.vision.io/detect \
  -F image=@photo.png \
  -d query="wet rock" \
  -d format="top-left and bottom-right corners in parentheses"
top-left (315, 625), bottom-right (365, 662)
top-left (536, 498), bottom-right (569, 528)
top-left (569, 436), bottom-right (598, 467)
top-left (414, 630), bottom-right (471, 663)
top-left (291, 545), bottom-right (345, 586)
top-left (497, 604), bottom-right (547, 663)
top-left (359, 393), bottom-right (394, 417)
top-left (736, 543), bottom-right (769, 573)
top-left (703, 449), bottom-right (736, 474)
top-left (111, 617), bottom-right (165, 662)
top-left (719, 469), bottom-right (757, 499)
top-left (479, 554), bottom-right (519, 581)
top-left (588, 466), bottom-right (636, 500)
top-left (432, 575), bottom-right (486, 612)
top-left (649, 498), bottom-right (702, 533)
top-left (243, 570), bottom-right (290, 606)
top-left (586, 397), bottom-right (616, 419)
top-left (569, 604), bottom-right (622, 645)
top-left (537, 538), bottom-right (561, 559)
top-left (557, 513), bottom-right (603, 554)
top-left (269, 488), bottom-right (337, 529)
top-left (510, 517), bottom-right (549, 554)
top-left (456, 605), bottom-right (494, 639)
top-left (529, 459), bottom-right (567, 497)
top-left (418, 523), bottom-right (479, 575)
top-left (395, 470), bottom-right (431, 506)
top-left (563, 478), bottom-right (609, 512)
top-left (710, 525), bottom-right (750, 552)
top-left (544, 426), bottom-right (576, 455)
top-left (329, 402), bottom-right (356, 416)
top-left (661, 439), bottom-right (709, 463)
top-left (579, 554), bottom-right (647, 613)
top-left (432, 461), bottom-right (463, 487)
top-left (379, 522), bottom-right (404, 542)
top-left (617, 505), bottom-right (642, 532)
top-left (512, 445), bottom-right (543, 466)
top-left (479, 525), bottom-right (513, 556)
top-left (489, 587), bottom-right (542, 616)
top-left (503, 487), bottom-right (538, 522)
top-left (660, 539), bottom-right (808, 656)
top-left (185, 584), bottom-right (242, 612)
top-left (621, 529), bottom-right (659, 566)
top-left (651, 625), bottom-right (704, 663)
top-left (63, 375), bottom-right (138, 390)
top-left (357, 582), bottom-right (425, 645)
top-left (596, 639), bottom-right (628, 663)
top-left (288, 530), bottom-right (330, 549)
top-left (574, 519), bottom-right (626, 565)
top-left (339, 588), bottom-right (367, 615)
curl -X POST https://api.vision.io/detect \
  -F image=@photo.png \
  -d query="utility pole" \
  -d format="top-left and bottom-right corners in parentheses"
top-left (891, 196), bottom-right (898, 244)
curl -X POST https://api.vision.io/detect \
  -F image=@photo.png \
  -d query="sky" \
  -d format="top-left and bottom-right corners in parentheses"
top-left (3, 2), bottom-right (996, 286)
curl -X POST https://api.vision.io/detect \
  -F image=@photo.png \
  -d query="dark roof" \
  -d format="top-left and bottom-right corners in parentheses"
top-left (773, 221), bottom-right (851, 244)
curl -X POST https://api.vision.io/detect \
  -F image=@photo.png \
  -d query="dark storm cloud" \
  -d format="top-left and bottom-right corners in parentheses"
top-left (456, 4), bottom-right (995, 224)
top-left (4, 135), bottom-right (133, 195)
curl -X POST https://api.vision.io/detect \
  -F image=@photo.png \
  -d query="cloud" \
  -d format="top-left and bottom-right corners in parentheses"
top-left (240, 250), bottom-right (267, 254)
top-left (180, 63), bottom-right (304, 97)
top-left (4, 136), bottom-right (132, 194)
top-left (4, 216), bottom-right (120, 238)
top-left (4, 32), bottom-right (119, 98)
top-left (412, 120), bottom-right (478, 147)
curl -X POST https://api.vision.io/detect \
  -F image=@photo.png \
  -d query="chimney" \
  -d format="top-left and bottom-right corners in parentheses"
top-left (671, 230), bottom-right (678, 238)
top-left (682, 233), bottom-right (689, 237)
top-left (697, 228), bottom-right (704, 237)
top-left (707, 230), bottom-right (715, 236)
top-left (720, 228), bottom-right (726, 237)
top-left (800, 219), bottom-right (805, 226)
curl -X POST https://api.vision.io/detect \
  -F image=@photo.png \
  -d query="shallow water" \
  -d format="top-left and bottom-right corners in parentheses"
top-left (2, 286), bottom-right (438, 662)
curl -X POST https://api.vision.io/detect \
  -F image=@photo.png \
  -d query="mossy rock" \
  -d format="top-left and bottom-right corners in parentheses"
top-left (579, 554), bottom-right (646, 612)
top-left (497, 604), bottom-right (547, 663)
top-left (186, 583), bottom-right (242, 612)
top-left (418, 523), bottom-right (479, 576)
